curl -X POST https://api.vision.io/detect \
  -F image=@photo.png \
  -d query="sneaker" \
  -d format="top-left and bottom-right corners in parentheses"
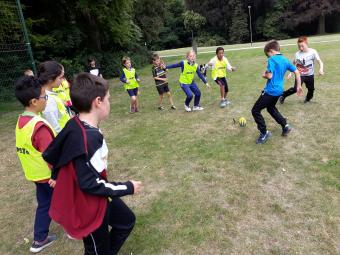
top-left (282, 124), bottom-right (292, 136)
top-left (184, 104), bottom-right (192, 112)
top-left (303, 98), bottom-right (309, 103)
top-left (220, 100), bottom-right (226, 108)
top-left (158, 106), bottom-right (164, 110)
top-left (134, 107), bottom-right (139, 112)
top-left (279, 96), bottom-right (285, 104)
top-left (171, 105), bottom-right (177, 110)
top-left (30, 234), bottom-right (56, 253)
top-left (192, 106), bottom-right (204, 111)
top-left (225, 99), bottom-right (231, 105)
top-left (256, 131), bottom-right (272, 144)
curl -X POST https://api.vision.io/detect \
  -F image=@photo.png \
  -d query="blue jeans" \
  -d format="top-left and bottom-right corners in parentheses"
top-left (180, 83), bottom-right (201, 107)
top-left (34, 182), bottom-right (53, 241)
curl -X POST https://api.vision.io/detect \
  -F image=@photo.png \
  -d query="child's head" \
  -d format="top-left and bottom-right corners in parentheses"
top-left (122, 56), bottom-right (131, 69)
top-left (297, 36), bottom-right (309, 52)
top-left (71, 73), bottom-right (110, 120)
top-left (88, 57), bottom-right (96, 67)
top-left (24, 69), bottom-right (34, 76)
top-left (264, 40), bottom-right (280, 57)
top-left (152, 53), bottom-right (162, 66)
top-left (216, 47), bottom-right (224, 60)
top-left (186, 50), bottom-right (196, 63)
top-left (37, 61), bottom-right (64, 89)
top-left (15, 76), bottom-right (47, 112)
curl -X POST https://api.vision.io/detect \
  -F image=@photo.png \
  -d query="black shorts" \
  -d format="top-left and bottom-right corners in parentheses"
top-left (127, 88), bottom-right (138, 97)
top-left (156, 84), bottom-right (170, 95)
top-left (214, 77), bottom-right (229, 93)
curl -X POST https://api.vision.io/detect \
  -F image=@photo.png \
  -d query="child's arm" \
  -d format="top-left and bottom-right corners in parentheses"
top-left (196, 66), bottom-right (210, 88)
top-left (120, 72), bottom-right (128, 83)
top-left (226, 58), bottom-right (236, 72)
top-left (314, 51), bottom-right (324, 75)
top-left (135, 72), bottom-right (140, 82)
top-left (262, 71), bottom-right (273, 80)
top-left (166, 61), bottom-right (183, 70)
top-left (74, 155), bottom-right (137, 197)
top-left (293, 70), bottom-right (302, 96)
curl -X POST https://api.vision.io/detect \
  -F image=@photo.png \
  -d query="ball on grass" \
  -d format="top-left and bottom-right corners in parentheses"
top-left (239, 117), bottom-right (247, 127)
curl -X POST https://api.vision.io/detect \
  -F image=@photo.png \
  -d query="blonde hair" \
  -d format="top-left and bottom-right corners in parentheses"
top-left (121, 56), bottom-right (131, 66)
top-left (186, 50), bottom-right (196, 58)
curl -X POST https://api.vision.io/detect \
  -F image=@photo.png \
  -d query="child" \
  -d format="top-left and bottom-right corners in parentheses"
top-left (43, 73), bottom-right (142, 255)
top-left (120, 56), bottom-right (141, 113)
top-left (37, 61), bottom-right (71, 133)
top-left (166, 50), bottom-right (210, 112)
top-left (251, 40), bottom-right (302, 144)
top-left (52, 78), bottom-right (73, 116)
top-left (280, 36), bottom-right (324, 104)
top-left (86, 57), bottom-right (103, 77)
top-left (15, 76), bottom-right (57, 253)
top-left (151, 53), bottom-right (176, 110)
top-left (208, 47), bottom-right (236, 108)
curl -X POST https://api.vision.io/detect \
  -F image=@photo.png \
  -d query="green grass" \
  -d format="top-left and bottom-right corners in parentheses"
top-left (0, 35), bottom-right (339, 254)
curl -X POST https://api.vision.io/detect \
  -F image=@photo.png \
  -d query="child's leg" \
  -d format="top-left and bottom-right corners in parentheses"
top-left (107, 198), bottom-right (136, 254)
top-left (189, 82), bottom-right (201, 106)
top-left (166, 91), bottom-right (175, 106)
top-left (215, 79), bottom-right (225, 99)
top-left (251, 92), bottom-right (273, 134)
top-left (134, 88), bottom-right (139, 111)
top-left (34, 183), bottom-right (53, 242)
top-left (304, 75), bottom-right (315, 101)
top-left (130, 96), bottom-right (136, 112)
top-left (223, 78), bottom-right (229, 99)
top-left (180, 84), bottom-right (193, 106)
top-left (158, 94), bottom-right (164, 107)
top-left (83, 213), bottom-right (110, 255)
top-left (266, 97), bottom-right (287, 128)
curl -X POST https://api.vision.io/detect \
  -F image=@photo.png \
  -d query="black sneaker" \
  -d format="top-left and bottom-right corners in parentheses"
top-left (30, 234), bottom-right (56, 253)
top-left (279, 96), bottom-right (285, 104)
top-left (282, 124), bottom-right (292, 136)
top-left (256, 131), bottom-right (272, 144)
top-left (158, 106), bottom-right (164, 110)
top-left (170, 105), bottom-right (177, 110)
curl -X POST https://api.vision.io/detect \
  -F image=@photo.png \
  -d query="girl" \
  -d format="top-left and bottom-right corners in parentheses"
top-left (166, 50), bottom-right (210, 112)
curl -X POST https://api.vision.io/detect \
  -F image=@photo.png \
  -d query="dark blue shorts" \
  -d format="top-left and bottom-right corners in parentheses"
top-left (127, 88), bottom-right (138, 97)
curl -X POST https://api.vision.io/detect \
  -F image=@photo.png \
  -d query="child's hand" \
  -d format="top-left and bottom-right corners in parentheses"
top-left (319, 69), bottom-right (324, 75)
top-left (287, 72), bottom-right (293, 79)
top-left (49, 179), bottom-right (56, 188)
top-left (262, 71), bottom-right (267, 78)
top-left (137, 78), bottom-right (141, 82)
top-left (130, 180), bottom-right (142, 194)
top-left (296, 86), bottom-right (303, 96)
top-left (231, 66), bottom-right (237, 71)
top-left (205, 83), bottom-right (211, 89)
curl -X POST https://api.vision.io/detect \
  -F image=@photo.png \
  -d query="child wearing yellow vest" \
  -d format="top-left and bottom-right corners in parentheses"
top-left (37, 61), bottom-right (71, 133)
top-left (52, 78), bottom-right (73, 115)
top-left (120, 56), bottom-right (141, 113)
top-left (208, 47), bottom-right (236, 108)
top-left (166, 50), bottom-right (210, 112)
top-left (15, 76), bottom-right (57, 253)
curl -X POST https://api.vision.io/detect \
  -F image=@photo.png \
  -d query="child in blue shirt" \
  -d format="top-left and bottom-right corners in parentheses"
top-left (251, 40), bottom-right (302, 144)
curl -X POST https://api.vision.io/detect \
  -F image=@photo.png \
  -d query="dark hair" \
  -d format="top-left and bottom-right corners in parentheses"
top-left (37, 60), bottom-right (63, 85)
top-left (216, 47), bottom-right (224, 54)
top-left (264, 40), bottom-right (280, 54)
top-left (71, 73), bottom-right (109, 113)
top-left (15, 76), bottom-right (42, 107)
top-left (88, 57), bottom-right (96, 65)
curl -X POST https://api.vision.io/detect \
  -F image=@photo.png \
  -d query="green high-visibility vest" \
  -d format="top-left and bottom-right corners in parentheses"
top-left (211, 57), bottom-right (229, 80)
top-left (179, 61), bottom-right (197, 85)
top-left (123, 68), bottom-right (139, 90)
top-left (49, 93), bottom-right (70, 130)
top-left (16, 114), bottom-right (56, 181)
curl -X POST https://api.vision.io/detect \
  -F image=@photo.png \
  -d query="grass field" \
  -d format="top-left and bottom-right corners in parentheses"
top-left (0, 34), bottom-right (339, 255)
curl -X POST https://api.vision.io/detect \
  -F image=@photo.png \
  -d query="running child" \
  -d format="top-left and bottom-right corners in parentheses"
top-left (208, 47), bottom-right (236, 108)
top-left (280, 36), bottom-right (324, 104)
top-left (151, 53), bottom-right (176, 110)
top-left (251, 40), bottom-right (302, 144)
top-left (43, 73), bottom-right (142, 255)
top-left (37, 61), bottom-right (71, 133)
top-left (120, 56), bottom-right (141, 113)
top-left (15, 76), bottom-right (57, 253)
top-left (166, 50), bottom-right (210, 112)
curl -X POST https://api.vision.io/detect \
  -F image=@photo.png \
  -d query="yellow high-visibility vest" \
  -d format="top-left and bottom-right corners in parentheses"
top-left (179, 61), bottom-right (197, 84)
top-left (122, 68), bottom-right (139, 90)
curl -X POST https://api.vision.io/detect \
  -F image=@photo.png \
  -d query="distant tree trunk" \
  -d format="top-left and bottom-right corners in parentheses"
top-left (82, 11), bottom-right (102, 51)
top-left (317, 13), bottom-right (326, 34)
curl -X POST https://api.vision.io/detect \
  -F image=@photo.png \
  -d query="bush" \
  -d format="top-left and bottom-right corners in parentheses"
top-left (196, 33), bottom-right (227, 47)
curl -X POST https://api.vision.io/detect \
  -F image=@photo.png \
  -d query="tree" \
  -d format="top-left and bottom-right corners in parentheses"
top-left (183, 10), bottom-right (206, 53)
top-left (228, 0), bottom-right (249, 43)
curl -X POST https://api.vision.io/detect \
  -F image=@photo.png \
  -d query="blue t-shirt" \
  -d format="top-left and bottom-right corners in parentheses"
top-left (264, 54), bottom-right (296, 96)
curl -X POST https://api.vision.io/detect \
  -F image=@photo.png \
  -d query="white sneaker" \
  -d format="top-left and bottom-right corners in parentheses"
top-left (184, 104), bottom-right (192, 112)
top-left (225, 99), bottom-right (231, 105)
top-left (192, 106), bottom-right (204, 111)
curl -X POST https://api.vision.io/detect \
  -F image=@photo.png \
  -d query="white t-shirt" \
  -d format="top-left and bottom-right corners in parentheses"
top-left (294, 48), bottom-right (320, 76)
top-left (90, 69), bottom-right (99, 76)
top-left (208, 56), bottom-right (232, 71)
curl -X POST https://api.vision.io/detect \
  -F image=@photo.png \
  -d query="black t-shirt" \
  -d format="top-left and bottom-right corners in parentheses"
top-left (152, 66), bottom-right (168, 86)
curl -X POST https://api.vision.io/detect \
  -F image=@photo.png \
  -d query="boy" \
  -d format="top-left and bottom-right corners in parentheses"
top-left (251, 40), bottom-right (302, 144)
top-left (151, 53), bottom-right (176, 110)
top-left (43, 73), bottom-right (142, 255)
top-left (15, 76), bottom-right (57, 253)
top-left (208, 47), bottom-right (236, 108)
top-left (120, 56), bottom-right (141, 113)
top-left (280, 36), bottom-right (324, 104)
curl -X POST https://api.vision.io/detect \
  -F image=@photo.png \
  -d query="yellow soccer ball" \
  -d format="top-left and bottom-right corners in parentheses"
top-left (239, 117), bottom-right (247, 127)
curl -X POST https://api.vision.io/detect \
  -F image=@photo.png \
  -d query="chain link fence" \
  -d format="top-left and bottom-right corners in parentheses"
top-left (0, 0), bottom-right (35, 101)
